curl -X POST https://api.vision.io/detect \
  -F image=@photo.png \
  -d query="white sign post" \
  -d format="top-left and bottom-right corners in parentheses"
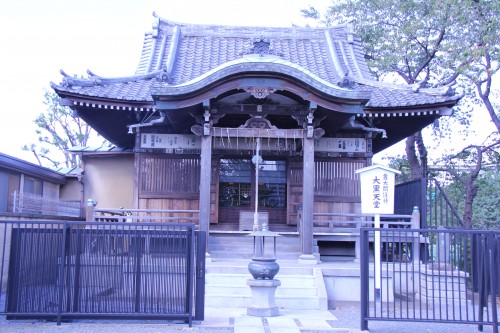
top-left (356, 165), bottom-right (400, 302)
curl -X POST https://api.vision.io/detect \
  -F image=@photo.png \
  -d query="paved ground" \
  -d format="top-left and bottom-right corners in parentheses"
top-left (1, 305), bottom-right (497, 333)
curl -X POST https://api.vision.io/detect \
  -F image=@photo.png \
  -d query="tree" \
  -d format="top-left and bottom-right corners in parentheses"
top-left (22, 89), bottom-right (109, 169)
top-left (381, 154), bottom-right (412, 184)
top-left (432, 133), bottom-right (500, 228)
top-left (302, 0), bottom-right (499, 178)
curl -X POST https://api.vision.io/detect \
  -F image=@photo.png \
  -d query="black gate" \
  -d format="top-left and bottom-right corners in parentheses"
top-left (1, 221), bottom-right (205, 325)
top-left (360, 227), bottom-right (499, 333)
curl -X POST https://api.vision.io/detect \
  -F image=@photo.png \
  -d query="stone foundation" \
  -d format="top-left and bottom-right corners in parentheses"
top-left (417, 265), bottom-right (469, 302)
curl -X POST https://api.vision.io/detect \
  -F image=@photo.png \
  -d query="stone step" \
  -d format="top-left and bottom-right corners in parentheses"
top-left (208, 250), bottom-right (301, 260)
top-left (206, 283), bottom-right (318, 296)
top-left (208, 234), bottom-right (303, 260)
top-left (206, 264), bottom-right (314, 275)
top-left (209, 242), bottom-right (301, 251)
top-left (204, 263), bottom-right (328, 310)
top-left (208, 235), bottom-right (300, 245)
top-left (205, 293), bottom-right (324, 309)
top-left (205, 273), bottom-right (316, 287)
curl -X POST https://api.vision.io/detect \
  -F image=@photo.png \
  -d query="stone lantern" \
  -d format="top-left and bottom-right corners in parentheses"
top-left (246, 230), bottom-right (281, 317)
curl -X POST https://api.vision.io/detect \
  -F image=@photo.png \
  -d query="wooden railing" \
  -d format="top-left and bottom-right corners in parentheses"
top-left (90, 207), bottom-right (200, 225)
top-left (312, 211), bottom-right (417, 233)
top-left (311, 208), bottom-right (422, 261)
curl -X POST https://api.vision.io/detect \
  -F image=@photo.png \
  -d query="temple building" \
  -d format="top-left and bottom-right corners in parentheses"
top-left (51, 13), bottom-right (460, 262)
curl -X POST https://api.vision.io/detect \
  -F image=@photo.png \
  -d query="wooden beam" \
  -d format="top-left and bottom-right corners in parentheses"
top-left (211, 127), bottom-right (303, 139)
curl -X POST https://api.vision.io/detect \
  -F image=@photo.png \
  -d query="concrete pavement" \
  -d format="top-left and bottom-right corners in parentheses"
top-left (0, 306), bottom-right (363, 332)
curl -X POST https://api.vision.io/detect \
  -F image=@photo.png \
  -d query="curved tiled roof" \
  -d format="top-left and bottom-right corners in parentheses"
top-left (52, 14), bottom-right (461, 110)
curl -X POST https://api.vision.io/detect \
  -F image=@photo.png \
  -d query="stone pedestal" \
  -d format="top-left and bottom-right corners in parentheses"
top-left (298, 253), bottom-right (319, 265)
top-left (247, 279), bottom-right (281, 317)
top-left (418, 264), bottom-right (469, 302)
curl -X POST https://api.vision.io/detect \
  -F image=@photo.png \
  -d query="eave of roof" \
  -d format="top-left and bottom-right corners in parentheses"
top-left (67, 146), bottom-right (134, 155)
top-left (0, 152), bottom-right (67, 184)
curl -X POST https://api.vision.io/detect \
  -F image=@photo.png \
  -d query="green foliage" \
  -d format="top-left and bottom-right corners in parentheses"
top-left (304, 0), bottom-right (499, 135)
top-left (304, 0), bottom-right (499, 229)
top-left (382, 155), bottom-right (412, 184)
top-left (22, 89), bottom-right (109, 168)
top-left (444, 170), bottom-right (500, 230)
top-left (306, 0), bottom-right (499, 85)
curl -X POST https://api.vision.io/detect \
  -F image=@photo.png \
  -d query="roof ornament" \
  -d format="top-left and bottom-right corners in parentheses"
top-left (244, 37), bottom-right (282, 57)
top-left (156, 67), bottom-right (172, 84)
top-left (337, 70), bottom-right (356, 89)
top-left (410, 79), bottom-right (427, 93)
top-left (152, 15), bottom-right (160, 38)
top-left (60, 70), bottom-right (99, 87)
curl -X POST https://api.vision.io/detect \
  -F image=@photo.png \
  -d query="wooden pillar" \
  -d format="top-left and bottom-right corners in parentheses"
top-left (298, 125), bottom-right (317, 264)
top-left (199, 125), bottom-right (212, 257)
top-left (133, 128), bottom-right (141, 209)
top-left (85, 199), bottom-right (96, 222)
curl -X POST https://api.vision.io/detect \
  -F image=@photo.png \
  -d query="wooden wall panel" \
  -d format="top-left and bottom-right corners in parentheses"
top-left (210, 158), bottom-right (220, 224)
top-left (139, 154), bottom-right (200, 197)
top-left (314, 158), bottom-right (365, 198)
top-left (287, 159), bottom-right (303, 225)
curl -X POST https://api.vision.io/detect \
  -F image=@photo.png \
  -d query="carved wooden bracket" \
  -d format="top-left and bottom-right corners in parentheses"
top-left (191, 124), bottom-right (203, 136)
top-left (244, 87), bottom-right (277, 99)
top-left (239, 117), bottom-right (278, 130)
top-left (314, 128), bottom-right (325, 139)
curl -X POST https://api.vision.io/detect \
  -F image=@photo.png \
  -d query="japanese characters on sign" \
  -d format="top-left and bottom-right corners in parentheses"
top-left (141, 134), bottom-right (201, 149)
top-left (356, 165), bottom-right (400, 214)
top-left (315, 138), bottom-right (367, 153)
top-left (371, 173), bottom-right (390, 210)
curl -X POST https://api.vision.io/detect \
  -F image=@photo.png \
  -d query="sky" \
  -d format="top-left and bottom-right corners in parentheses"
top-left (0, 0), bottom-right (333, 165)
top-left (0, 0), bottom-right (496, 166)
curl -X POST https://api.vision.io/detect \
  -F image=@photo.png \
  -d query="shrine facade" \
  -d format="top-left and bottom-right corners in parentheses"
top-left (52, 14), bottom-right (460, 261)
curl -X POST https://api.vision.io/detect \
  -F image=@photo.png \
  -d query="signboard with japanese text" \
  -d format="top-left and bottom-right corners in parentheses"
top-left (141, 134), bottom-right (201, 149)
top-left (315, 137), bottom-right (366, 153)
top-left (355, 165), bottom-right (400, 214)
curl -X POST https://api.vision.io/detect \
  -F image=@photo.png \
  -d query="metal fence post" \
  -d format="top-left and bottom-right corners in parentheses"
top-left (360, 228), bottom-right (369, 331)
top-left (489, 234), bottom-right (498, 333)
top-left (411, 206), bottom-right (421, 263)
top-left (56, 222), bottom-right (69, 325)
top-left (194, 230), bottom-right (206, 321)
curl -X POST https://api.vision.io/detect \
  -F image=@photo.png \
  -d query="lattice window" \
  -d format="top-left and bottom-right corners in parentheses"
top-left (315, 159), bottom-right (365, 197)
top-left (140, 155), bottom-right (200, 196)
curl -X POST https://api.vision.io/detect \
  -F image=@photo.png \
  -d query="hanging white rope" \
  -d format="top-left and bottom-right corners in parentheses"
top-left (252, 137), bottom-right (263, 231)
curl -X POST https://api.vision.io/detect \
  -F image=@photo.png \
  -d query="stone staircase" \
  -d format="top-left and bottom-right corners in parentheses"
top-left (205, 261), bottom-right (328, 310)
top-left (205, 233), bottom-right (327, 310)
top-left (207, 232), bottom-right (303, 260)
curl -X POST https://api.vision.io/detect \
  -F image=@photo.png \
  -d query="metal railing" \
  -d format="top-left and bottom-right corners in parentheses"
top-left (360, 227), bottom-right (499, 333)
top-left (395, 178), bottom-right (463, 229)
top-left (427, 178), bottom-right (463, 228)
top-left (0, 220), bottom-right (206, 325)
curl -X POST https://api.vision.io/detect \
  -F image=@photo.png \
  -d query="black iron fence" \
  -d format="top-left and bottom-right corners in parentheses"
top-left (395, 178), bottom-right (463, 229)
top-left (0, 220), bottom-right (205, 325)
top-left (360, 227), bottom-right (499, 333)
